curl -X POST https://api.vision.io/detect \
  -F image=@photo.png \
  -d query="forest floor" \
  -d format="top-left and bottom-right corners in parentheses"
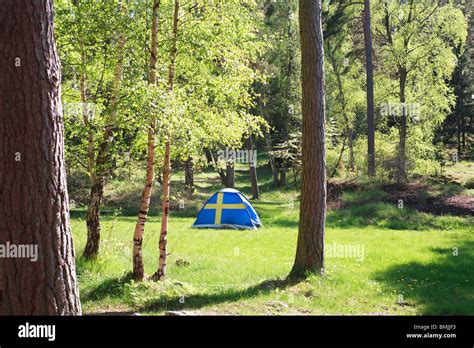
top-left (70, 161), bottom-right (474, 315)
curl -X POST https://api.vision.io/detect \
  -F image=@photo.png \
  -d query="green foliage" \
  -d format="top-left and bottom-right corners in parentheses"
top-left (324, 1), bottom-right (365, 151)
top-left (372, 0), bottom-right (468, 178)
top-left (270, 132), bottom-right (302, 182)
top-left (464, 177), bottom-right (474, 190)
top-left (56, 0), bottom-right (268, 177)
top-left (258, 0), bottom-right (301, 144)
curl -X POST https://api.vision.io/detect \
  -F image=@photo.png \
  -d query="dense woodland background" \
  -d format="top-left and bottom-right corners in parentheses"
top-left (58, 0), bottom-right (473, 204)
top-left (0, 0), bottom-right (472, 315)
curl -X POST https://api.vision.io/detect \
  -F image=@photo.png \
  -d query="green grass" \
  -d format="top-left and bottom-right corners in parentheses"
top-left (71, 163), bottom-right (474, 315)
top-left (444, 161), bottom-right (474, 185)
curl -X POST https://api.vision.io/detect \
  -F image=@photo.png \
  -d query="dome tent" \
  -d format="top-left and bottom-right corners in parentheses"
top-left (192, 188), bottom-right (262, 230)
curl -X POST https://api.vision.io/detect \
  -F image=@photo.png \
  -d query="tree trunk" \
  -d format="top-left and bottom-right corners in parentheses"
top-left (184, 157), bottom-right (194, 192)
top-left (152, 141), bottom-right (171, 281)
top-left (83, 176), bottom-right (104, 259)
top-left (348, 127), bottom-right (354, 171)
top-left (83, 6), bottom-right (127, 259)
top-left (225, 161), bottom-right (235, 188)
top-left (153, 0), bottom-right (179, 281)
top-left (260, 92), bottom-right (279, 186)
top-left (167, 0), bottom-right (179, 91)
top-left (289, 0), bottom-right (326, 279)
top-left (457, 116), bottom-right (461, 160)
top-left (331, 136), bottom-right (346, 178)
top-left (246, 135), bottom-right (259, 199)
top-left (364, 0), bottom-right (376, 177)
top-left (279, 168), bottom-right (287, 186)
top-left (79, 55), bottom-right (95, 176)
top-left (397, 67), bottom-right (408, 183)
top-left (0, 0), bottom-right (81, 314)
top-left (133, 0), bottom-right (161, 281)
top-left (265, 131), bottom-right (279, 186)
top-left (206, 149), bottom-right (228, 184)
top-left (132, 120), bottom-right (156, 280)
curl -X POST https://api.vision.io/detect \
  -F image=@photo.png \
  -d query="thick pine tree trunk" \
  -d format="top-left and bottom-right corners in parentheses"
top-left (289, 0), bottom-right (326, 279)
top-left (83, 8), bottom-right (126, 259)
top-left (133, 0), bottom-right (161, 281)
top-left (0, 0), bottom-right (81, 315)
top-left (364, 0), bottom-right (376, 177)
top-left (246, 136), bottom-right (259, 199)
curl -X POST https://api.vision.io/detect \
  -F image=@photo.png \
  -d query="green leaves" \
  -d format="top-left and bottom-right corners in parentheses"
top-left (56, 0), bottom-right (267, 173)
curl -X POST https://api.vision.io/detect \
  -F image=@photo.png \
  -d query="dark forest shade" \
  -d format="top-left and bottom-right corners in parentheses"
top-left (0, 0), bottom-right (81, 314)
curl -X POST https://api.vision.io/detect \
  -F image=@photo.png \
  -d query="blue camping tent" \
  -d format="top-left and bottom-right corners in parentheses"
top-left (192, 188), bottom-right (262, 230)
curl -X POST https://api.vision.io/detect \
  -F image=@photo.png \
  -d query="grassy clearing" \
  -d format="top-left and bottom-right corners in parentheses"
top-left (71, 163), bottom-right (474, 315)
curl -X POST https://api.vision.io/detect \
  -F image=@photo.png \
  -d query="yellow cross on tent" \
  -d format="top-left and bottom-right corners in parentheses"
top-left (204, 192), bottom-right (246, 224)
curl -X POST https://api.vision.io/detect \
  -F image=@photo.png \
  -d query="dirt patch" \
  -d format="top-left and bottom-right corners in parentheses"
top-left (327, 180), bottom-right (359, 210)
top-left (329, 179), bottom-right (473, 217)
top-left (380, 182), bottom-right (473, 216)
top-left (422, 195), bottom-right (474, 216)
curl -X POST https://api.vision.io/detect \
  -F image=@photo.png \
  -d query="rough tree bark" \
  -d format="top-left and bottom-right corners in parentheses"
top-left (289, 0), bottom-right (326, 279)
top-left (0, 0), bottom-right (81, 315)
top-left (153, 0), bottom-right (179, 281)
top-left (83, 4), bottom-right (126, 259)
top-left (133, 0), bottom-right (161, 281)
top-left (364, 0), bottom-right (376, 177)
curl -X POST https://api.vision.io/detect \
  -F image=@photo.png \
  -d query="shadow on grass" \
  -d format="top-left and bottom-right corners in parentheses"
top-left (374, 240), bottom-right (474, 314)
top-left (137, 277), bottom-right (300, 313)
top-left (79, 269), bottom-right (133, 303)
top-left (81, 273), bottom-right (304, 313)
